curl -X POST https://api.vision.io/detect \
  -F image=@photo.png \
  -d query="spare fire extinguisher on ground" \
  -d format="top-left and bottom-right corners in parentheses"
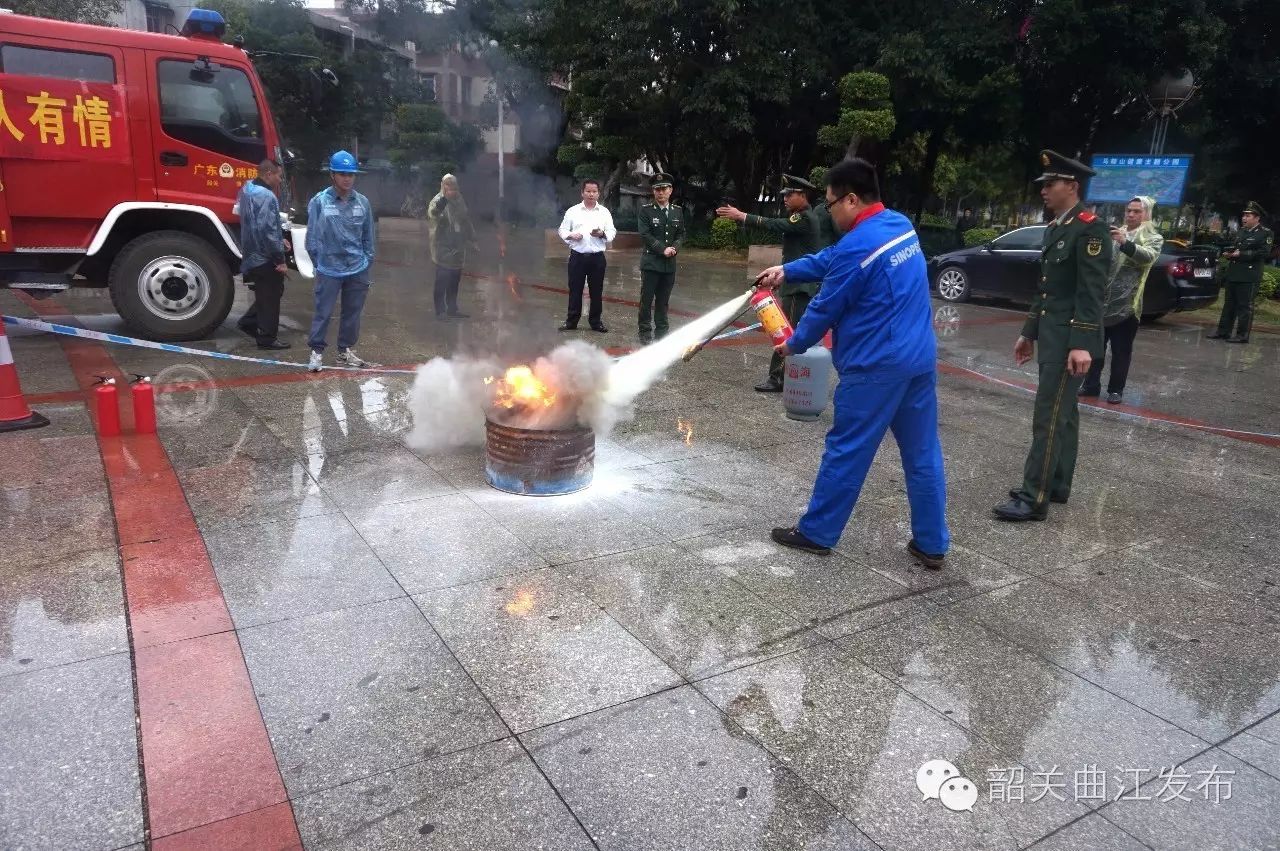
top-left (750, 288), bottom-right (794, 346)
top-left (93, 376), bottom-right (121, 437)
top-left (131, 374), bottom-right (157, 435)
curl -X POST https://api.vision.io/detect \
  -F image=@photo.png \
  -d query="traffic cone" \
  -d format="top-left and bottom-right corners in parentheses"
top-left (0, 320), bottom-right (50, 433)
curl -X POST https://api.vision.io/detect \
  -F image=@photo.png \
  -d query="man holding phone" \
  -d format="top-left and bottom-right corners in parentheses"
top-left (557, 178), bottom-right (616, 332)
top-left (993, 150), bottom-right (1110, 522)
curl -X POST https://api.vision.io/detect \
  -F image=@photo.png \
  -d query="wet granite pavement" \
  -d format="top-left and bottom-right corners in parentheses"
top-left (2, 220), bottom-right (1278, 850)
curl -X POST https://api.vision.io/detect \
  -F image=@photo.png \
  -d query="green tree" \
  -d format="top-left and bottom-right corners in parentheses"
top-left (389, 102), bottom-right (483, 213)
top-left (11, 0), bottom-right (122, 24)
top-left (817, 71), bottom-right (895, 159)
top-left (1191, 0), bottom-right (1279, 212)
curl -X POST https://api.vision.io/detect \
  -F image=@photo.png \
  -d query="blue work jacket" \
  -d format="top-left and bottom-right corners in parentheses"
top-left (305, 186), bottom-right (375, 277)
top-left (236, 179), bottom-right (284, 274)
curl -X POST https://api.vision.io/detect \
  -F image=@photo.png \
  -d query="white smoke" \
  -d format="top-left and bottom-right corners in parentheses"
top-left (405, 289), bottom-right (755, 452)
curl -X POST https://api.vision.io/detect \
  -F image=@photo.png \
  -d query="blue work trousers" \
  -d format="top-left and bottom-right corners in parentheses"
top-left (308, 271), bottom-right (370, 353)
top-left (798, 370), bottom-right (950, 554)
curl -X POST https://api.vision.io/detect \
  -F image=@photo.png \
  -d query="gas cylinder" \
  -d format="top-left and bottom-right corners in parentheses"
top-left (750, 289), bottom-right (793, 347)
top-left (782, 337), bottom-right (833, 422)
top-left (131, 375), bottom-right (157, 435)
top-left (93, 376), bottom-right (121, 437)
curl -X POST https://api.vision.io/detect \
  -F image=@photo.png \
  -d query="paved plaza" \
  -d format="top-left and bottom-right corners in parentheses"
top-left (2, 221), bottom-right (1279, 850)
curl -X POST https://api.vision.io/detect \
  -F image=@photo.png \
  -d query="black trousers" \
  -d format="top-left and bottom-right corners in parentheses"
top-left (240, 263), bottom-right (285, 344)
top-left (565, 251), bottom-right (606, 327)
top-left (434, 265), bottom-right (462, 315)
top-left (1083, 314), bottom-right (1140, 394)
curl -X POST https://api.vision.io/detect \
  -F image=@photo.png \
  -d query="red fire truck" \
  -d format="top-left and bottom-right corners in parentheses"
top-left (0, 9), bottom-right (305, 340)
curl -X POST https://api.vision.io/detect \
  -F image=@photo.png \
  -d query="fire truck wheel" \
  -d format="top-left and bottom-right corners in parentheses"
top-left (109, 231), bottom-right (234, 342)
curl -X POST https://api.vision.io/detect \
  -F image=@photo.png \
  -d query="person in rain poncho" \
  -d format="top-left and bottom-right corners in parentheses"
top-left (427, 173), bottom-right (477, 320)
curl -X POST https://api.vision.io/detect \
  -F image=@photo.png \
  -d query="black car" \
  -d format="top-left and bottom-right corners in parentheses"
top-left (927, 225), bottom-right (1219, 320)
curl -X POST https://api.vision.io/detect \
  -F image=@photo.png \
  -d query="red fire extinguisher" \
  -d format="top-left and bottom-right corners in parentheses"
top-left (131, 374), bottom-right (157, 435)
top-left (751, 288), bottom-right (794, 346)
top-left (93, 376), bottom-right (120, 437)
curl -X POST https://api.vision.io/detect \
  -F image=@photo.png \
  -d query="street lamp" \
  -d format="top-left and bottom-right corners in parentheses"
top-left (339, 24), bottom-right (358, 158)
top-left (1145, 71), bottom-right (1196, 156)
top-left (489, 39), bottom-right (504, 229)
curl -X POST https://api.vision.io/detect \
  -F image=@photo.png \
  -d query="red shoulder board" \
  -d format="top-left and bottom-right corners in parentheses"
top-left (1078, 211), bottom-right (1097, 223)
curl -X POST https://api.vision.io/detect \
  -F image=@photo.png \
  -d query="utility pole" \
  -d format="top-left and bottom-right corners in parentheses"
top-left (340, 24), bottom-right (358, 158)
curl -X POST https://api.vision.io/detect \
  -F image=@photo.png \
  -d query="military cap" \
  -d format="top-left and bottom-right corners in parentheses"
top-left (1242, 200), bottom-right (1267, 217)
top-left (780, 174), bottom-right (817, 195)
top-left (650, 172), bottom-right (674, 189)
top-left (1032, 149), bottom-right (1096, 184)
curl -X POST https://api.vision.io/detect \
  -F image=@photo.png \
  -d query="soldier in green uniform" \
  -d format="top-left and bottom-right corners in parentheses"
top-left (994, 150), bottom-right (1110, 522)
top-left (636, 173), bottom-right (686, 343)
top-left (1208, 201), bottom-right (1274, 344)
top-left (717, 174), bottom-right (825, 391)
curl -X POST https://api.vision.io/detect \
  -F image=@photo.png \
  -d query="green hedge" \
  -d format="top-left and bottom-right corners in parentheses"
top-left (1259, 266), bottom-right (1279, 302)
top-left (964, 227), bottom-right (999, 247)
top-left (710, 217), bottom-right (738, 250)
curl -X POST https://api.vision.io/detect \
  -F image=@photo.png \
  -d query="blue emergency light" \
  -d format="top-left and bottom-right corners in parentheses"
top-left (182, 9), bottom-right (227, 39)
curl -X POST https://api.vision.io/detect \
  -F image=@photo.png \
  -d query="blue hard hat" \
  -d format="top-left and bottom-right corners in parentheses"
top-left (328, 150), bottom-right (359, 173)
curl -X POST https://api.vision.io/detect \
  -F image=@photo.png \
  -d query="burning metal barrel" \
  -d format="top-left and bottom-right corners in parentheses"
top-left (485, 419), bottom-right (595, 496)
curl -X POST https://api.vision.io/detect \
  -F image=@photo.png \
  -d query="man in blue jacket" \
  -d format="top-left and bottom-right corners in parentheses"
top-left (235, 159), bottom-right (290, 349)
top-left (305, 150), bottom-right (377, 372)
top-left (756, 158), bottom-right (949, 569)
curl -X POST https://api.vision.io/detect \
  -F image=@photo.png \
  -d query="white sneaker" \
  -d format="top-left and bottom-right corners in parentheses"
top-left (337, 349), bottom-right (377, 368)
top-left (308, 350), bottom-right (324, 372)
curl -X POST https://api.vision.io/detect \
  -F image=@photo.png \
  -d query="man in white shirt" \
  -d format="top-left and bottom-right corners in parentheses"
top-left (557, 179), bottom-right (616, 332)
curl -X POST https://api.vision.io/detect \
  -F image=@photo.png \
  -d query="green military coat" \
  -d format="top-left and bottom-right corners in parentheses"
top-left (745, 206), bottom-right (823, 296)
top-left (814, 202), bottom-right (839, 248)
top-left (1021, 203), bottom-right (1111, 362)
top-left (637, 203), bottom-right (686, 273)
top-left (1224, 225), bottom-right (1275, 284)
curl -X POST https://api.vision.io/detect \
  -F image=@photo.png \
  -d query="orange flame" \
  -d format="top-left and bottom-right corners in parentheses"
top-left (504, 589), bottom-right (535, 615)
top-left (506, 272), bottom-right (522, 301)
top-left (492, 365), bottom-right (556, 410)
top-left (677, 417), bottom-right (695, 446)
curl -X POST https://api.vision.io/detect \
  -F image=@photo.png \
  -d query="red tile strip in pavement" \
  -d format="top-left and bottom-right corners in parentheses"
top-left (936, 360), bottom-right (1280, 448)
top-left (14, 293), bottom-right (301, 848)
top-left (150, 803), bottom-right (302, 851)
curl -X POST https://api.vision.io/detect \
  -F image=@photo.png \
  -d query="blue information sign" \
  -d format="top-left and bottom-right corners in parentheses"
top-left (1087, 154), bottom-right (1192, 205)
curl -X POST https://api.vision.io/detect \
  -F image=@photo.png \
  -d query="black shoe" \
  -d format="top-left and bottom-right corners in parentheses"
top-left (1226, 335), bottom-right (1249, 344)
top-left (639, 333), bottom-right (654, 345)
top-left (1078, 386), bottom-right (1100, 398)
top-left (1009, 488), bottom-right (1067, 505)
top-left (754, 379), bottom-right (784, 393)
top-left (436, 312), bottom-right (451, 321)
top-left (236, 322), bottom-right (258, 338)
top-left (1106, 392), bottom-right (1123, 404)
top-left (257, 339), bottom-right (291, 350)
top-left (558, 322), bottom-right (578, 332)
top-left (907, 539), bottom-right (945, 570)
top-left (770, 527), bottom-right (830, 555)
top-left (590, 323), bottom-right (609, 333)
top-left (993, 497), bottom-right (1048, 521)
top-left (447, 310), bottom-right (470, 319)
top-left (1206, 332), bottom-right (1228, 339)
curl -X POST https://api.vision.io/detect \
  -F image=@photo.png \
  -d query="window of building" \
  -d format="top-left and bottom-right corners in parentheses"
top-left (157, 59), bottom-right (265, 162)
top-left (144, 2), bottom-right (176, 34)
top-left (0, 44), bottom-right (115, 83)
top-left (460, 75), bottom-right (473, 105)
top-left (422, 72), bottom-right (437, 102)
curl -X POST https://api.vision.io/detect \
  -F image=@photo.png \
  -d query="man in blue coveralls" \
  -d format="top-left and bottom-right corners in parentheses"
top-left (756, 158), bottom-right (949, 569)
top-left (305, 150), bottom-right (377, 372)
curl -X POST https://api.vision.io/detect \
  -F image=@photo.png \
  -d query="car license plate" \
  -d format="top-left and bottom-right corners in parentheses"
top-left (1194, 268), bottom-right (1213, 278)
